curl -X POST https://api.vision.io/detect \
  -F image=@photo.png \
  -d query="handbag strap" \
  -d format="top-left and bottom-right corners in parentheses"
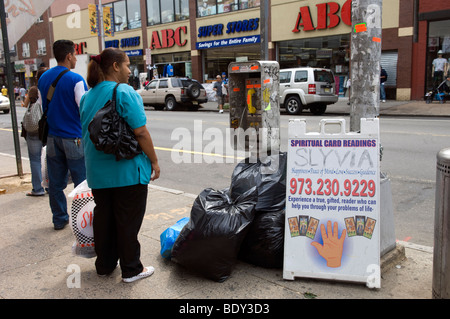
top-left (112, 83), bottom-right (120, 102)
top-left (44, 68), bottom-right (70, 114)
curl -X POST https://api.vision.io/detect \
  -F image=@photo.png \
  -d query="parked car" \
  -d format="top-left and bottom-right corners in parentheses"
top-left (137, 77), bottom-right (207, 111)
top-left (0, 95), bottom-right (10, 114)
top-left (279, 67), bottom-right (338, 115)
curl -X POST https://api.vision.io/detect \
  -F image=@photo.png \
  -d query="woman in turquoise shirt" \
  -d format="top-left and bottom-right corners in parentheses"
top-left (80, 48), bottom-right (160, 283)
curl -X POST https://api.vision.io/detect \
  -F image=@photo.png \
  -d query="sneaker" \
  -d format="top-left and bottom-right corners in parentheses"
top-left (26, 191), bottom-right (45, 197)
top-left (382, 100), bottom-right (386, 103)
top-left (122, 266), bottom-right (154, 283)
top-left (219, 109), bottom-right (223, 113)
top-left (54, 220), bottom-right (69, 230)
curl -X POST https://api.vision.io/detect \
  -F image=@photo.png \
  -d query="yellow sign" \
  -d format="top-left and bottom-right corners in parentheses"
top-left (88, 4), bottom-right (98, 35)
top-left (103, 6), bottom-right (114, 37)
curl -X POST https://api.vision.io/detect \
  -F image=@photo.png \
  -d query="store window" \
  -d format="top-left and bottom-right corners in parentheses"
top-left (161, 0), bottom-right (175, 23)
top-left (197, 0), bottom-right (258, 17)
top-left (203, 44), bottom-right (260, 81)
top-left (147, 0), bottom-right (160, 25)
top-left (146, 0), bottom-right (189, 25)
top-left (151, 51), bottom-right (191, 78)
top-left (426, 19), bottom-right (450, 90)
top-left (127, 0), bottom-right (142, 29)
top-left (278, 34), bottom-right (350, 95)
top-left (175, 0), bottom-right (189, 20)
top-left (106, 0), bottom-right (142, 32)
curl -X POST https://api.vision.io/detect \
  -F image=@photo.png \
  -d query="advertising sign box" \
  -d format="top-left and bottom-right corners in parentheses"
top-left (283, 118), bottom-right (381, 288)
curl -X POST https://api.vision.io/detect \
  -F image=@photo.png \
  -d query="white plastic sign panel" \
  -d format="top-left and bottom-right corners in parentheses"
top-left (283, 118), bottom-right (381, 288)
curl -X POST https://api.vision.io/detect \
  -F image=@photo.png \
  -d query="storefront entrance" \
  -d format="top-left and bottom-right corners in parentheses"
top-left (426, 19), bottom-right (450, 90)
top-left (278, 34), bottom-right (350, 96)
top-left (202, 44), bottom-right (260, 81)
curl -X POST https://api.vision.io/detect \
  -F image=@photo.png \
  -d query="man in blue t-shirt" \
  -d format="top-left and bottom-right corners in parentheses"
top-left (38, 40), bottom-right (88, 230)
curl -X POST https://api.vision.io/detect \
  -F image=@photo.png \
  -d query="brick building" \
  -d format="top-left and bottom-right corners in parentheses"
top-left (14, 9), bottom-right (53, 89)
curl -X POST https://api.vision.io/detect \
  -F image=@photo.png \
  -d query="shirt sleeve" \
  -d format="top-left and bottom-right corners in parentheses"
top-left (116, 84), bottom-right (147, 130)
top-left (74, 80), bottom-right (88, 107)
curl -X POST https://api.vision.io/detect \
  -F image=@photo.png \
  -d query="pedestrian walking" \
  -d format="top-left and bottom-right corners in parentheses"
top-left (345, 78), bottom-right (351, 105)
top-left (213, 74), bottom-right (224, 113)
top-left (38, 40), bottom-right (88, 230)
top-left (14, 85), bottom-right (19, 100)
top-left (21, 67), bottom-right (48, 197)
top-left (380, 66), bottom-right (388, 103)
top-left (19, 86), bottom-right (26, 102)
top-left (80, 47), bottom-right (160, 283)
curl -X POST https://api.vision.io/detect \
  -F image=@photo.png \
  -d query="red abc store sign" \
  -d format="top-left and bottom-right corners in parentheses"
top-left (149, 26), bottom-right (188, 49)
top-left (292, 0), bottom-right (352, 33)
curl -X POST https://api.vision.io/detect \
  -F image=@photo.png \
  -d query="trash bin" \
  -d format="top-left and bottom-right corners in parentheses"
top-left (228, 61), bottom-right (280, 156)
top-left (433, 148), bottom-right (450, 299)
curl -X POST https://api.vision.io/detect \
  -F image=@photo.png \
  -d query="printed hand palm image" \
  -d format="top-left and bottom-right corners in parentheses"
top-left (311, 221), bottom-right (347, 268)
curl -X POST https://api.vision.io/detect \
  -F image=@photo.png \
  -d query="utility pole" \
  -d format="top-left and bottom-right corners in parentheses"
top-left (0, 1), bottom-right (23, 177)
top-left (260, 0), bottom-right (269, 60)
top-left (349, 0), bottom-right (382, 132)
top-left (98, 0), bottom-right (105, 51)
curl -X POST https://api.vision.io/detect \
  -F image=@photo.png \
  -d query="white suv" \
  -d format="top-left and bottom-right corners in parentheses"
top-left (279, 67), bottom-right (338, 115)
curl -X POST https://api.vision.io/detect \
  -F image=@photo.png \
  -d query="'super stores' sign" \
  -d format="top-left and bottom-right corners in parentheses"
top-left (196, 18), bottom-right (260, 49)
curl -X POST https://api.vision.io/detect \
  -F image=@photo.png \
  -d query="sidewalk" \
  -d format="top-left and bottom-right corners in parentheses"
top-left (199, 97), bottom-right (450, 118)
top-left (0, 163), bottom-right (435, 301)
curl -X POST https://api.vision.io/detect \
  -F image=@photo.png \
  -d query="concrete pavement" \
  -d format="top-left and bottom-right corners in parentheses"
top-left (199, 97), bottom-right (450, 118)
top-left (0, 99), bottom-right (443, 302)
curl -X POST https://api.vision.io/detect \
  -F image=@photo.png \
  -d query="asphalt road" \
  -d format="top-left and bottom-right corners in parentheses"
top-left (1, 103), bottom-right (448, 248)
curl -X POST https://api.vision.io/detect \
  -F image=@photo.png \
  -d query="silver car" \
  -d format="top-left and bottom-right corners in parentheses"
top-left (138, 77), bottom-right (207, 111)
top-left (0, 95), bottom-right (10, 114)
top-left (279, 67), bottom-right (338, 115)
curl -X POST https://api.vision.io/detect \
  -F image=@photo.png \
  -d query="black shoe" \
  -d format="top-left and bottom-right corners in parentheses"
top-left (54, 220), bottom-right (69, 230)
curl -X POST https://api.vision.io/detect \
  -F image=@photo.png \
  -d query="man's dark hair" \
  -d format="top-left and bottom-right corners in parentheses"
top-left (53, 40), bottom-right (75, 63)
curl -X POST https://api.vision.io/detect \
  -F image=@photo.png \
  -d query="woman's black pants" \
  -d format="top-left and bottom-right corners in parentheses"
top-left (92, 184), bottom-right (148, 279)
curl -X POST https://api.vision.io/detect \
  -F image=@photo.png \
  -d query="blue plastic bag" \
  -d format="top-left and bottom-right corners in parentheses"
top-left (160, 217), bottom-right (189, 259)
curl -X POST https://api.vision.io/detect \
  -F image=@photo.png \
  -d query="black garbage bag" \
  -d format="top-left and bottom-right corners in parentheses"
top-left (171, 187), bottom-right (256, 282)
top-left (239, 209), bottom-right (285, 268)
top-left (230, 152), bottom-right (287, 212)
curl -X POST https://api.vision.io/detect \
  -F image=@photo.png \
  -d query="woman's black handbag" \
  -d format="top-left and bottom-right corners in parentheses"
top-left (88, 83), bottom-right (142, 161)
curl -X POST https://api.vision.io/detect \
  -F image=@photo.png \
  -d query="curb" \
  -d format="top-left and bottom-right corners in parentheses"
top-left (381, 244), bottom-right (406, 273)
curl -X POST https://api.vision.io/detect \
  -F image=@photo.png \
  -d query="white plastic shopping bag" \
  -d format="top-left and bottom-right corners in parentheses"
top-left (68, 180), bottom-right (96, 258)
top-left (41, 146), bottom-right (48, 189)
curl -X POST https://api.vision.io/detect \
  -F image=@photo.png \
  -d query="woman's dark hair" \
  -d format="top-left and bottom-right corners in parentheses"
top-left (87, 48), bottom-right (127, 88)
top-left (53, 40), bottom-right (75, 63)
top-left (36, 67), bottom-right (48, 81)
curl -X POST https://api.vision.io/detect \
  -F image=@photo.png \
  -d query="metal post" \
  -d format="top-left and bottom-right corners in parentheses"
top-left (433, 148), bottom-right (450, 299)
top-left (0, 1), bottom-right (23, 177)
top-left (260, 0), bottom-right (269, 60)
top-left (349, 0), bottom-right (382, 132)
top-left (350, 0), bottom-right (396, 258)
top-left (98, 0), bottom-right (105, 51)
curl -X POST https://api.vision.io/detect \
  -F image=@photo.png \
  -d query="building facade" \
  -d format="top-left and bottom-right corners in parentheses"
top-left (3, 0), bottom-right (449, 101)
top-left (14, 9), bottom-right (53, 89)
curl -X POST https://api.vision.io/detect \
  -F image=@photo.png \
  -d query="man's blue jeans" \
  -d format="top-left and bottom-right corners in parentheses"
top-left (380, 83), bottom-right (386, 101)
top-left (46, 135), bottom-right (86, 228)
top-left (26, 133), bottom-right (45, 194)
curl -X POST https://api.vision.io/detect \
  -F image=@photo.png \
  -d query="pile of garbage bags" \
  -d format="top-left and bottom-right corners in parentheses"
top-left (161, 153), bottom-right (287, 282)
